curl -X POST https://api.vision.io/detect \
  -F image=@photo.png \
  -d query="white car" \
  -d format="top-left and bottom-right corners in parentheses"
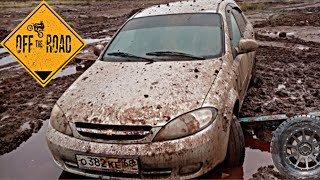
top-left (47, 0), bottom-right (257, 179)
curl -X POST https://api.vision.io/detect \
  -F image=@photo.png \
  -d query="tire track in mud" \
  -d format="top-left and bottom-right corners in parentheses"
top-left (241, 44), bottom-right (320, 118)
top-left (0, 69), bottom-right (83, 155)
top-left (0, 0), bottom-right (179, 156)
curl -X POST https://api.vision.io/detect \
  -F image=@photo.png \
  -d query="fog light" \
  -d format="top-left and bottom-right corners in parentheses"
top-left (179, 162), bottom-right (202, 175)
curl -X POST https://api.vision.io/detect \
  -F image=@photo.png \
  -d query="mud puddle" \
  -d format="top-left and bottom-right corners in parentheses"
top-left (256, 26), bottom-right (320, 43)
top-left (201, 136), bottom-right (281, 179)
top-left (57, 135), bottom-right (277, 179)
top-left (0, 64), bottom-right (21, 72)
top-left (0, 55), bottom-right (17, 67)
top-left (54, 66), bottom-right (77, 79)
top-left (0, 121), bottom-right (62, 180)
top-left (257, 40), bottom-right (311, 50)
top-left (84, 36), bottom-right (112, 44)
top-left (240, 42), bottom-right (320, 119)
top-left (0, 48), bottom-right (7, 54)
top-left (0, 128), bottom-right (278, 180)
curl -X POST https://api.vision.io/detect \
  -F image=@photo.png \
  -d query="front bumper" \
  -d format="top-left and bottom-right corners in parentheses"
top-left (46, 119), bottom-right (227, 179)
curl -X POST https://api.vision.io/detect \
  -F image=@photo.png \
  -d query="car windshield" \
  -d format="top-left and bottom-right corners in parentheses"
top-left (103, 13), bottom-right (223, 62)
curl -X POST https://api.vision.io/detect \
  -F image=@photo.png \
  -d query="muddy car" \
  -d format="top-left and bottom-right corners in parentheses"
top-left (46, 0), bottom-right (258, 179)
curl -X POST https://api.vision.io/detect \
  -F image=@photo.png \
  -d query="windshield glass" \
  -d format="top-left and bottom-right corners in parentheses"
top-left (103, 13), bottom-right (224, 61)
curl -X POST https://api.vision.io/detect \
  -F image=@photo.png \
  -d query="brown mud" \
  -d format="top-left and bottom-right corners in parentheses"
top-left (0, 0), bottom-right (319, 179)
top-left (0, 0), bottom-right (179, 41)
top-left (255, 10), bottom-right (320, 28)
top-left (0, 0), bottom-right (179, 156)
top-left (240, 45), bottom-right (320, 118)
top-left (0, 68), bottom-right (84, 155)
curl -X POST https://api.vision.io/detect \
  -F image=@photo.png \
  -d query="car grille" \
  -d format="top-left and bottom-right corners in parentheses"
top-left (74, 122), bottom-right (152, 141)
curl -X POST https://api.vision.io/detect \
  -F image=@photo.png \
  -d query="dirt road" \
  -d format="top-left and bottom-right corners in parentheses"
top-left (0, 0), bottom-right (319, 179)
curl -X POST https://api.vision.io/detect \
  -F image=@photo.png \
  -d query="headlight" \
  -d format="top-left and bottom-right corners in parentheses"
top-left (50, 104), bottom-right (72, 136)
top-left (153, 107), bottom-right (218, 142)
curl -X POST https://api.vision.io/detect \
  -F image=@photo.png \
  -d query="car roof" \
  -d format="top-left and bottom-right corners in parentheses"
top-left (133, 0), bottom-right (226, 19)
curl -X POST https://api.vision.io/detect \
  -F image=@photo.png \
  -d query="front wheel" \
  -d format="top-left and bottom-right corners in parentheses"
top-left (223, 115), bottom-right (245, 167)
top-left (271, 115), bottom-right (320, 179)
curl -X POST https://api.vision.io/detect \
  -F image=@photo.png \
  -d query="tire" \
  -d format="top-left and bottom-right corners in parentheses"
top-left (271, 115), bottom-right (320, 180)
top-left (223, 115), bottom-right (245, 167)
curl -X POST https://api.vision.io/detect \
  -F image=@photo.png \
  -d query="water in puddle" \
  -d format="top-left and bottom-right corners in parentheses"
top-left (256, 26), bottom-right (320, 44)
top-left (85, 36), bottom-right (112, 44)
top-left (257, 40), bottom-right (311, 50)
top-left (54, 65), bottom-right (77, 79)
top-left (0, 55), bottom-right (16, 66)
top-left (0, 48), bottom-right (7, 54)
top-left (0, 64), bottom-right (21, 72)
top-left (0, 121), bottom-right (62, 179)
top-left (0, 48), bottom-right (17, 67)
top-left (20, 121), bottom-right (31, 130)
top-left (277, 84), bottom-right (286, 90)
top-left (0, 123), bottom-right (274, 180)
top-left (202, 136), bottom-right (274, 179)
top-left (59, 136), bottom-right (275, 179)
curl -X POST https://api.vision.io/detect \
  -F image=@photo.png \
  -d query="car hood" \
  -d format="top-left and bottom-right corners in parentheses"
top-left (57, 59), bottom-right (222, 126)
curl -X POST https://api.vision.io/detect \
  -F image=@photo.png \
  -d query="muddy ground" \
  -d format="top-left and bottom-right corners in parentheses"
top-left (0, 0), bottom-right (180, 156)
top-left (0, 0), bottom-right (320, 179)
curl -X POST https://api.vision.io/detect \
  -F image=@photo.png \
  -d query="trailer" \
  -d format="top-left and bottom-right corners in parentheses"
top-left (240, 112), bottom-right (320, 179)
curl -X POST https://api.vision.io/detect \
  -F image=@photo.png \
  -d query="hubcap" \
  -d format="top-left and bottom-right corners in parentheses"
top-left (299, 142), bottom-right (312, 156)
top-left (284, 127), bottom-right (320, 171)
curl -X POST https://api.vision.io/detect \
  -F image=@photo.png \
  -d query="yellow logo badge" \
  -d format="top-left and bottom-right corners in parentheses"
top-left (0, 1), bottom-right (86, 87)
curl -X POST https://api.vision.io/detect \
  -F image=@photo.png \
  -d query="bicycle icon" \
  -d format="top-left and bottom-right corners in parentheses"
top-left (27, 21), bottom-right (45, 38)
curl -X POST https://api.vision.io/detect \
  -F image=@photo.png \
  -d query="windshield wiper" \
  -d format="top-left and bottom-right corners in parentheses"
top-left (107, 52), bottom-right (154, 63)
top-left (146, 51), bottom-right (205, 60)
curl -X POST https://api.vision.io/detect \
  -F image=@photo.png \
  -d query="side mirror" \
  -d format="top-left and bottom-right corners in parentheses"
top-left (93, 44), bottom-right (104, 57)
top-left (236, 38), bottom-right (258, 54)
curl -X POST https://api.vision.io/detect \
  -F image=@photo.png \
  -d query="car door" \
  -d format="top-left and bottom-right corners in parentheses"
top-left (226, 5), bottom-right (254, 102)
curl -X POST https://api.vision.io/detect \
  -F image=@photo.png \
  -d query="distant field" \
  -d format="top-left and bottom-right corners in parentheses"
top-left (0, 0), bottom-right (117, 8)
top-left (0, 0), bottom-right (303, 9)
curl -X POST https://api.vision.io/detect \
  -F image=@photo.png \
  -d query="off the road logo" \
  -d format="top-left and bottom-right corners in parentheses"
top-left (0, 1), bottom-right (86, 87)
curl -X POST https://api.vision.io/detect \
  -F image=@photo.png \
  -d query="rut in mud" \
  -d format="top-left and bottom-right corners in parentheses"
top-left (240, 44), bottom-right (320, 118)
top-left (0, 0), bottom-right (180, 156)
top-left (0, 0), bottom-right (179, 42)
top-left (239, 4), bottom-right (320, 145)
top-left (0, 69), bottom-right (84, 155)
top-left (255, 6), bottom-right (320, 28)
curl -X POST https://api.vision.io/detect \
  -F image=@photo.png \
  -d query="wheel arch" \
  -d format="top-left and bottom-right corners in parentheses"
top-left (233, 99), bottom-right (240, 117)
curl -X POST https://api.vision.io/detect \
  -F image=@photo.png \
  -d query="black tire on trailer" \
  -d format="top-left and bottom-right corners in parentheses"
top-left (223, 115), bottom-right (245, 167)
top-left (271, 115), bottom-right (320, 180)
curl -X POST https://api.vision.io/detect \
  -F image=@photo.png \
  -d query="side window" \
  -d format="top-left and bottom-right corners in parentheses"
top-left (230, 13), bottom-right (241, 48)
top-left (232, 9), bottom-right (247, 34)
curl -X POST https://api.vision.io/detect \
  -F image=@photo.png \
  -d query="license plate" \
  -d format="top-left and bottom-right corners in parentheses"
top-left (76, 155), bottom-right (139, 174)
